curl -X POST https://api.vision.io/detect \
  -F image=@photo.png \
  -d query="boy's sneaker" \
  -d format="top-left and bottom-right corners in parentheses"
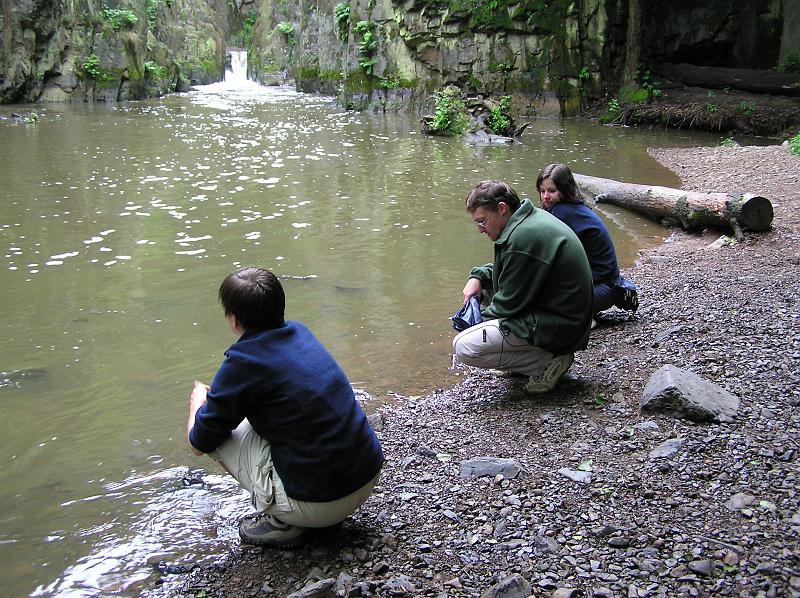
top-left (615, 279), bottom-right (639, 312)
top-left (238, 512), bottom-right (308, 547)
top-left (524, 353), bottom-right (574, 394)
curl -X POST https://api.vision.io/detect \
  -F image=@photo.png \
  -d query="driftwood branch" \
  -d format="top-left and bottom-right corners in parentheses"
top-left (574, 173), bottom-right (774, 234)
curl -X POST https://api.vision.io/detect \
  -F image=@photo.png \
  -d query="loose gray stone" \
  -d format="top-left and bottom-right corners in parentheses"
top-left (641, 364), bottom-right (740, 422)
top-left (459, 457), bottom-right (522, 479)
top-left (634, 420), bottom-right (660, 432)
top-left (688, 559), bottom-right (714, 577)
top-left (286, 578), bottom-right (337, 598)
top-left (558, 468), bottom-right (592, 484)
top-left (532, 534), bottom-right (561, 553)
top-left (608, 536), bottom-right (630, 548)
top-left (725, 492), bottom-right (756, 511)
top-left (652, 325), bottom-right (683, 345)
top-left (649, 437), bottom-right (686, 459)
top-left (383, 575), bottom-right (416, 596)
top-left (480, 573), bottom-right (532, 598)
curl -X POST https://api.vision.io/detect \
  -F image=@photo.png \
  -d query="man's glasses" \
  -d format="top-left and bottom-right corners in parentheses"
top-left (474, 217), bottom-right (488, 230)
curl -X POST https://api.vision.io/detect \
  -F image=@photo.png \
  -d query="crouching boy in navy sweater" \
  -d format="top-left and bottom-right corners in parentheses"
top-left (187, 267), bottom-right (384, 547)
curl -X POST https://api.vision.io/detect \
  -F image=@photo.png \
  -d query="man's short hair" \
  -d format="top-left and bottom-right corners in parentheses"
top-left (219, 268), bottom-right (285, 331)
top-left (465, 180), bottom-right (521, 212)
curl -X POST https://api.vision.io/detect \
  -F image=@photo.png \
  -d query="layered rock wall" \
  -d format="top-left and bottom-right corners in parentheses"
top-left (0, 0), bottom-right (233, 103)
top-left (1, 0), bottom-right (798, 112)
top-left (248, 0), bottom-right (627, 115)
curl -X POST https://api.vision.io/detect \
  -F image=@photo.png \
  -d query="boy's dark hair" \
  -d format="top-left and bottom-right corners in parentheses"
top-left (536, 163), bottom-right (582, 203)
top-left (465, 179), bottom-right (521, 212)
top-left (219, 268), bottom-right (285, 331)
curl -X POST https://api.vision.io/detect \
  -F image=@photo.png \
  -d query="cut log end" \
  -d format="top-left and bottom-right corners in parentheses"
top-left (739, 195), bottom-right (774, 232)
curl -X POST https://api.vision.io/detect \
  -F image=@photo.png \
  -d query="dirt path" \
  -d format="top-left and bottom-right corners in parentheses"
top-left (156, 144), bottom-right (800, 598)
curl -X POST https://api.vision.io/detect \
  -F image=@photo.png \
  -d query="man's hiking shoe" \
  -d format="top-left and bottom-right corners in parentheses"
top-left (238, 512), bottom-right (308, 547)
top-left (524, 353), bottom-right (574, 394)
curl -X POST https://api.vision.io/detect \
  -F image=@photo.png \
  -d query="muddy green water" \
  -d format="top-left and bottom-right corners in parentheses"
top-left (0, 82), bottom-right (725, 595)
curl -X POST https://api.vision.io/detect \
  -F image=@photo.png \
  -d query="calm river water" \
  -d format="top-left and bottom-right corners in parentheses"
top-left (0, 81), bottom-right (724, 596)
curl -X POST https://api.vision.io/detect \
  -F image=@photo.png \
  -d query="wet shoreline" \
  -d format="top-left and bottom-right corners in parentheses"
top-left (157, 142), bottom-right (800, 597)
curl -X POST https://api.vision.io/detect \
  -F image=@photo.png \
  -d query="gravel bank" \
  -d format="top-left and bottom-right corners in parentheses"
top-left (163, 144), bottom-right (800, 598)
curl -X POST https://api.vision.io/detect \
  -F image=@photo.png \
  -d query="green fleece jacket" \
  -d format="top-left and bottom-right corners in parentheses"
top-left (469, 199), bottom-right (593, 355)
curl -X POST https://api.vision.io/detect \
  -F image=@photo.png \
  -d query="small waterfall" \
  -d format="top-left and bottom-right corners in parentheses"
top-left (225, 50), bottom-right (248, 84)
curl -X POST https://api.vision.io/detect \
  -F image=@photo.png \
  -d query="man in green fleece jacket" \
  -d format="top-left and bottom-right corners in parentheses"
top-left (453, 179), bottom-right (594, 393)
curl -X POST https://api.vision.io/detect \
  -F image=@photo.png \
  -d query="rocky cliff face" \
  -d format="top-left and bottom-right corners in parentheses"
top-left (1, 0), bottom-right (797, 112)
top-left (0, 0), bottom-right (233, 103)
top-left (248, 0), bottom-right (628, 116)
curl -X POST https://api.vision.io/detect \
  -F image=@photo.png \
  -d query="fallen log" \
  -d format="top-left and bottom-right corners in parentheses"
top-left (654, 63), bottom-right (800, 96)
top-left (574, 173), bottom-right (774, 237)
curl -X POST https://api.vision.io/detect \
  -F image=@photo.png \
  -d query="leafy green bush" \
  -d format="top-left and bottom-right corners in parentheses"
top-left (779, 51), bottom-right (800, 73)
top-left (634, 66), bottom-right (661, 102)
top-left (738, 101), bottom-right (756, 117)
top-left (277, 22), bottom-right (295, 46)
top-left (430, 86), bottom-right (469, 136)
top-left (144, 60), bottom-right (167, 78)
top-left (599, 98), bottom-right (621, 124)
top-left (333, 3), bottom-right (351, 41)
top-left (487, 95), bottom-right (512, 135)
top-left (720, 137), bottom-right (737, 147)
top-left (101, 7), bottom-right (139, 31)
top-left (353, 21), bottom-right (377, 76)
top-left (241, 13), bottom-right (257, 46)
top-left (81, 54), bottom-right (107, 80)
top-left (789, 133), bottom-right (800, 156)
top-left (146, 0), bottom-right (159, 28)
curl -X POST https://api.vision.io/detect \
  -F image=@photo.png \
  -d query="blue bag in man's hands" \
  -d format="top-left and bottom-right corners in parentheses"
top-left (451, 296), bottom-right (483, 332)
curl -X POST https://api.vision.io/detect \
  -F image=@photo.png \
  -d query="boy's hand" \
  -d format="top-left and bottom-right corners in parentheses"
top-left (190, 380), bottom-right (210, 407)
top-left (187, 380), bottom-right (210, 456)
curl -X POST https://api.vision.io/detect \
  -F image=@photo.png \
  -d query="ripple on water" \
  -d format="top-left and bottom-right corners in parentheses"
top-left (34, 467), bottom-right (249, 596)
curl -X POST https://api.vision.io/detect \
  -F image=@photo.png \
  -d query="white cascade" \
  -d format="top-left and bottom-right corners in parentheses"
top-left (225, 50), bottom-right (248, 84)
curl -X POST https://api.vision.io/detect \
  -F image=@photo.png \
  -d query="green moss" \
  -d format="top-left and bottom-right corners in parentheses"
top-left (144, 60), bottom-right (168, 79)
top-left (619, 84), bottom-right (648, 104)
top-left (299, 65), bottom-right (319, 79)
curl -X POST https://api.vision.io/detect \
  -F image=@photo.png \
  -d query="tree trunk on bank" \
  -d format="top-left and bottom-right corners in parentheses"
top-left (779, 0), bottom-right (800, 69)
top-left (623, 0), bottom-right (642, 83)
top-left (654, 63), bottom-right (800, 96)
top-left (574, 173), bottom-right (774, 237)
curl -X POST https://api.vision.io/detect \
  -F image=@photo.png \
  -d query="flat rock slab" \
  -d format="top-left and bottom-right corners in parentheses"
top-left (558, 468), bottom-right (592, 484)
top-left (649, 437), bottom-right (686, 459)
top-left (459, 457), bottom-right (522, 479)
top-left (641, 364), bottom-right (740, 422)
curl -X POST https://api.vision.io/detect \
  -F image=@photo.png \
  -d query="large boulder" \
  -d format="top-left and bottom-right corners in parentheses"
top-left (641, 364), bottom-right (740, 423)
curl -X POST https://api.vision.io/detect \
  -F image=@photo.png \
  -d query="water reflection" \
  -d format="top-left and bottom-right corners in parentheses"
top-left (0, 84), bottom-right (724, 596)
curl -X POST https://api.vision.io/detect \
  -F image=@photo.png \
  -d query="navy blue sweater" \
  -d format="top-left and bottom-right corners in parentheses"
top-left (549, 202), bottom-right (620, 285)
top-left (189, 321), bottom-right (384, 502)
